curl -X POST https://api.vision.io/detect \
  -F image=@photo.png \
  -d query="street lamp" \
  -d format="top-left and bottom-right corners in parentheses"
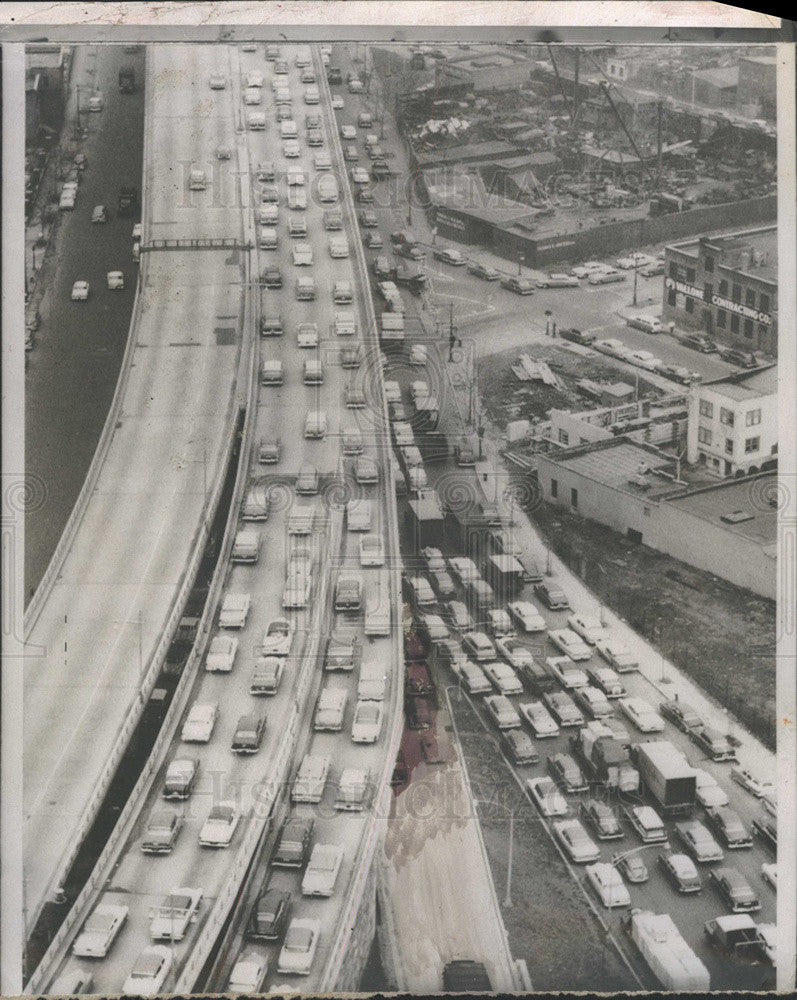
top-left (504, 807), bottom-right (516, 908)
top-left (517, 252), bottom-right (525, 276)
top-left (544, 309), bottom-right (553, 337)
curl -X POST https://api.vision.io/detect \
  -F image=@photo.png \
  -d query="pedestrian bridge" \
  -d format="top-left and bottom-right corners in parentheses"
top-left (141, 237), bottom-right (252, 251)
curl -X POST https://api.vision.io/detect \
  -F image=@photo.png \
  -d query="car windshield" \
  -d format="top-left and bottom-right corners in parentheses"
top-left (358, 705), bottom-right (379, 723)
top-left (132, 955), bottom-right (163, 977)
top-left (85, 912), bottom-right (113, 932)
top-left (148, 813), bottom-right (173, 832)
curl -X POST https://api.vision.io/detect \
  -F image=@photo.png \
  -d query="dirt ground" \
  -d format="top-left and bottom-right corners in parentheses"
top-left (525, 497), bottom-right (776, 750)
top-left (477, 342), bottom-right (663, 429)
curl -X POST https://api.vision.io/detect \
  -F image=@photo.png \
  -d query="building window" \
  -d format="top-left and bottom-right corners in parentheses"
top-left (719, 279), bottom-right (728, 296)
top-left (730, 313), bottom-right (740, 334)
top-left (669, 261), bottom-right (679, 279)
top-left (704, 255), bottom-right (714, 273)
top-left (720, 407), bottom-right (734, 426)
top-left (760, 293), bottom-right (770, 313)
top-left (743, 318), bottom-right (753, 339)
top-left (745, 288), bottom-right (756, 307)
top-left (716, 309), bottom-right (726, 329)
top-left (732, 283), bottom-right (741, 301)
top-left (772, 443), bottom-right (778, 454)
top-left (686, 267), bottom-right (696, 283)
top-left (746, 408), bottom-right (761, 426)
top-left (758, 324), bottom-right (768, 344)
top-left (699, 399), bottom-right (714, 418)
top-left (571, 487), bottom-right (578, 508)
top-left (685, 297), bottom-right (694, 314)
top-left (698, 426), bottom-right (712, 445)
top-left (558, 429), bottom-right (569, 445)
top-left (550, 478), bottom-right (558, 498)
top-left (667, 289), bottom-right (676, 307)
top-left (725, 438), bottom-right (734, 454)
top-left (744, 437), bottom-right (760, 454)
top-left (704, 282), bottom-right (713, 301)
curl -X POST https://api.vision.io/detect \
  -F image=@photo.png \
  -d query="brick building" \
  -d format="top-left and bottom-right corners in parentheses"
top-left (662, 226), bottom-right (777, 356)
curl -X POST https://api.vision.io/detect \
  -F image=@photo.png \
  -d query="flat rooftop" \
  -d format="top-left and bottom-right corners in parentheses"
top-left (546, 438), bottom-right (678, 496)
top-left (702, 363), bottom-right (778, 401)
top-left (671, 226), bottom-right (777, 283)
top-left (424, 169), bottom-right (537, 226)
top-left (664, 475), bottom-right (777, 547)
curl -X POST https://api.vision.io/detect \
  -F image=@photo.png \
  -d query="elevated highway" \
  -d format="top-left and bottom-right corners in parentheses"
top-left (24, 43), bottom-right (247, 939)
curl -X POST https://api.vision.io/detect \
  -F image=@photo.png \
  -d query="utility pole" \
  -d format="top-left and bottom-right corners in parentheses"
top-left (632, 259), bottom-right (639, 306)
top-left (448, 300), bottom-right (456, 362)
top-left (504, 809), bottom-right (515, 908)
top-left (656, 100), bottom-right (663, 193)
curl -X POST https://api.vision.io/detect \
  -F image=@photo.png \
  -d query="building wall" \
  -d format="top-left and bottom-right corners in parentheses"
top-left (686, 380), bottom-right (778, 476)
top-left (662, 229), bottom-right (777, 356)
top-left (535, 456), bottom-right (774, 598)
top-left (737, 57), bottom-right (776, 118)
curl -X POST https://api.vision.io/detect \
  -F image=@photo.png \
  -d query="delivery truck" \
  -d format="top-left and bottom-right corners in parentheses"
top-left (569, 727), bottom-right (639, 793)
top-left (624, 909), bottom-right (710, 991)
top-left (634, 741), bottom-right (696, 816)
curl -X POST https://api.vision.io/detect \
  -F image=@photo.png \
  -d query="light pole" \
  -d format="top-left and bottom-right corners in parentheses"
top-left (503, 807), bottom-right (515, 908)
top-left (544, 309), bottom-right (553, 337)
top-left (632, 257), bottom-right (639, 306)
top-left (517, 252), bottom-right (525, 276)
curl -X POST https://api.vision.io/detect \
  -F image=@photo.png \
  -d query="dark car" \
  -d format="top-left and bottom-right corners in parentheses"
top-left (466, 261), bottom-right (500, 281)
top-left (371, 160), bottom-right (393, 179)
top-left (501, 728), bottom-right (540, 766)
top-left (397, 242), bottom-right (425, 261)
top-left (430, 569), bottom-right (456, 599)
top-left (272, 817), bottom-right (314, 868)
top-left (689, 725), bottom-right (737, 762)
top-left (364, 231), bottom-right (384, 249)
top-left (516, 656), bottom-right (557, 696)
top-left (405, 695), bottom-right (434, 731)
top-left (249, 887), bottom-right (291, 940)
top-left (719, 347), bottom-right (758, 368)
top-left (680, 333), bottom-right (717, 353)
top-left (500, 275), bottom-right (534, 295)
top-left (534, 578), bottom-right (570, 610)
top-left (373, 256), bottom-right (392, 279)
top-left (388, 400), bottom-right (408, 422)
top-left (612, 851), bottom-right (649, 883)
top-left (405, 660), bottom-right (435, 698)
top-left (659, 698), bottom-right (703, 733)
top-left (658, 851), bottom-right (702, 893)
top-left (548, 753), bottom-right (588, 793)
top-left (705, 806), bottom-right (754, 849)
top-left (659, 362), bottom-right (699, 385)
top-left (559, 327), bottom-right (596, 346)
top-left (359, 210), bottom-right (378, 228)
top-left (391, 750), bottom-right (409, 787)
top-left (261, 266), bottom-right (283, 289)
top-left (709, 867), bottom-right (760, 912)
top-left (580, 799), bottom-right (623, 840)
top-left (442, 961), bottom-right (492, 993)
top-left (141, 809), bottom-right (183, 854)
top-left (231, 714), bottom-right (266, 754)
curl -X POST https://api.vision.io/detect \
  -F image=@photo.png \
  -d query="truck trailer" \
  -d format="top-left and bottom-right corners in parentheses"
top-left (634, 740), bottom-right (696, 816)
top-left (624, 909), bottom-right (710, 991)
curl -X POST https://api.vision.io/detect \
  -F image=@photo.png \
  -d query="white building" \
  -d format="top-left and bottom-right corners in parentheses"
top-left (686, 365), bottom-right (777, 478)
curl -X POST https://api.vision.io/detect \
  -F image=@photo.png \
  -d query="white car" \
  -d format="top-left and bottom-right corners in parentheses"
top-left (107, 270), bottom-right (124, 290)
top-left (123, 945), bottom-right (172, 996)
top-left (527, 776), bottom-right (568, 816)
top-left (549, 628), bottom-right (592, 661)
top-left (302, 844), bottom-right (344, 897)
top-left (620, 697), bottom-right (665, 733)
top-left (73, 901), bottom-right (129, 957)
top-left (586, 665), bottom-right (626, 699)
top-left (594, 338), bottom-right (631, 360)
top-left (761, 863), bottom-right (777, 889)
top-left (483, 660), bottom-right (523, 696)
top-left (292, 754), bottom-right (331, 803)
top-left (359, 534), bottom-right (385, 567)
top-left (759, 923), bottom-right (776, 966)
top-left (507, 600), bottom-right (546, 633)
top-left (351, 166), bottom-right (370, 184)
top-left (553, 819), bottom-right (600, 863)
top-left (452, 659), bottom-right (492, 695)
top-left (421, 546), bottom-right (445, 572)
top-left (520, 700), bottom-right (559, 738)
top-left (181, 702), bottom-right (218, 743)
top-left (448, 557), bottom-right (480, 584)
top-left (219, 592), bottom-right (250, 628)
top-left (216, 143), bottom-right (232, 160)
top-left (693, 767), bottom-right (730, 809)
top-left (731, 767), bottom-right (774, 798)
top-left (340, 124), bottom-right (357, 140)
top-left (585, 864), bottom-right (631, 908)
top-left (71, 280), bottom-right (90, 301)
top-left (284, 140), bottom-right (301, 157)
top-left (278, 918), bottom-right (320, 975)
top-left (484, 693), bottom-right (522, 729)
top-left (627, 349), bottom-right (660, 371)
top-left (332, 95), bottom-right (344, 109)
top-left (567, 613), bottom-right (610, 646)
top-left (487, 609), bottom-right (513, 636)
top-left (258, 204), bottom-right (279, 225)
top-left (292, 242), bottom-right (313, 266)
top-left (595, 637), bottom-right (639, 672)
top-left (314, 687), bottom-right (348, 732)
top-left (571, 261), bottom-right (610, 278)
top-left (205, 635), bottom-right (238, 672)
top-left (229, 953), bottom-right (268, 993)
top-left (262, 617), bottom-right (294, 656)
top-left (199, 801), bottom-right (240, 848)
top-left (392, 421), bottom-right (415, 447)
top-left (209, 74), bottom-right (227, 89)
top-left (410, 380), bottom-right (429, 401)
top-left (384, 380), bottom-right (401, 403)
top-left (148, 888), bottom-right (203, 941)
top-left (244, 87), bottom-right (261, 105)
top-left (351, 700), bottom-right (384, 743)
top-left (462, 631), bottom-right (496, 662)
top-left (420, 613), bottom-right (449, 642)
top-left (445, 600), bottom-right (474, 631)
top-left (627, 315), bottom-right (663, 334)
top-left (409, 344), bottom-right (428, 366)
top-left (574, 686), bottom-right (613, 719)
top-left (546, 655), bottom-right (588, 689)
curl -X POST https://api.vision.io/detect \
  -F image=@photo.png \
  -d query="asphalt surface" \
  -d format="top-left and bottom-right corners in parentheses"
top-left (24, 42), bottom-right (245, 936)
top-left (25, 45), bottom-right (145, 597)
